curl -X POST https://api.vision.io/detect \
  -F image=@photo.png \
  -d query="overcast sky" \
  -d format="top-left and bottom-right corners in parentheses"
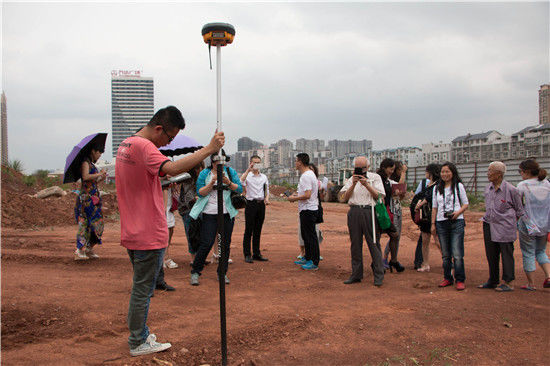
top-left (2, 1), bottom-right (548, 173)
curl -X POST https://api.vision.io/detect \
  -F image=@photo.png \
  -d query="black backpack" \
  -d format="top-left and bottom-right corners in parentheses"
top-left (410, 179), bottom-right (431, 226)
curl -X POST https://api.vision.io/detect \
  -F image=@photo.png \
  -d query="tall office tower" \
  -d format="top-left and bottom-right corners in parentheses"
top-left (111, 70), bottom-right (154, 158)
top-left (539, 84), bottom-right (550, 125)
top-left (237, 136), bottom-right (263, 151)
top-left (1, 92), bottom-right (8, 165)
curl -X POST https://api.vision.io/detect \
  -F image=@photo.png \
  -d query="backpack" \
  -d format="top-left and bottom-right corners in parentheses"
top-left (410, 179), bottom-right (431, 226)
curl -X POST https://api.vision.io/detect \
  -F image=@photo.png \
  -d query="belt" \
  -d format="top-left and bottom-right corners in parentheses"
top-left (350, 204), bottom-right (373, 209)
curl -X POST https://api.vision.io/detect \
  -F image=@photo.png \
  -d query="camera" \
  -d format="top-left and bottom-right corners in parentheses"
top-left (443, 211), bottom-right (455, 219)
top-left (353, 167), bottom-right (366, 177)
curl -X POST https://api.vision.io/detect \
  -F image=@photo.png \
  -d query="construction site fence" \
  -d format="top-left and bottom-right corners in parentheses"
top-left (268, 157), bottom-right (550, 195)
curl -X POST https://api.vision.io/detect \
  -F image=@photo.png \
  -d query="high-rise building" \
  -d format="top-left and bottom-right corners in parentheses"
top-left (111, 70), bottom-right (154, 157)
top-left (1, 92), bottom-right (7, 165)
top-left (539, 84), bottom-right (550, 125)
top-left (328, 139), bottom-right (372, 157)
top-left (237, 136), bottom-right (264, 151)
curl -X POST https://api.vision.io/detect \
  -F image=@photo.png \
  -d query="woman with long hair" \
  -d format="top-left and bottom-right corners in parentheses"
top-left (376, 158), bottom-right (404, 272)
top-left (382, 161), bottom-right (407, 271)
top-left (413, 163), bottom-right (441, 271)
top-left (74, 144), bottom-right (107, 260)
top-left (188, 150), bottom-right (242, 286)
top-left (517, 159), bottom-right (550, 290)
top-left (432, 162), bottom-right (469, 290)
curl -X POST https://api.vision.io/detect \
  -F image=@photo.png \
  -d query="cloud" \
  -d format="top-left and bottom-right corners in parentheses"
top-left (2, 2), bottom-right (548, 172)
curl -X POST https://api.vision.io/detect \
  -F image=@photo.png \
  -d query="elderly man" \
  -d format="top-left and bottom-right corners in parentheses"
top-left (479, 161), bottom-right (524, 292)
top-left (339, 156), bottom-right (386, 286)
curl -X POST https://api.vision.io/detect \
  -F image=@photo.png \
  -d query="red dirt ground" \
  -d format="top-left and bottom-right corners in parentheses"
top-left (2, 196), bottom-right (549, 365)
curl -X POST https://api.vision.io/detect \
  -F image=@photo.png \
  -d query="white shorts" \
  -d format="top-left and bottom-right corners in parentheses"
top-left (166, 209), bottom-right (175, 228)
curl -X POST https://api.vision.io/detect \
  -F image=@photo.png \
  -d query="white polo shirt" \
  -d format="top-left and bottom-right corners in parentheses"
top-left (242, 172), bottom-right (269, 200)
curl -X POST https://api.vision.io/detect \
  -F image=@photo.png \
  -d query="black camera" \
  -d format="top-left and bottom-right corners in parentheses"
top-left (443, 211), bottom-right (455, 219)
top-left (353, 167), bottom-right (366, 177)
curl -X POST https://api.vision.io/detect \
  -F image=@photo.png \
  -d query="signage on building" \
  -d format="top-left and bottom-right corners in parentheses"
top-left (111, 70), bottom-right (142, 78)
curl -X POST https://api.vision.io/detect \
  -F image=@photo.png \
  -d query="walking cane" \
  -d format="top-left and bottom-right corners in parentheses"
top-left (202, 22), bottom-right (235, 366)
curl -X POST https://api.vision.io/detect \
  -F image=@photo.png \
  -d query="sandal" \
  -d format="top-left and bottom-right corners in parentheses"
top-left (520, 285), bottom-right (536, 291)
top-left (495, 284), bottom-right (513, 292)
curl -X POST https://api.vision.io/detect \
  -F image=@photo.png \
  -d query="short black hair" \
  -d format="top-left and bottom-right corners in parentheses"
top-left (250, 155), bottom-right (261, 162)
top-left (296, 153), bottom-right (310, 166)
top-left (147, 106), bottom-right (185, 130)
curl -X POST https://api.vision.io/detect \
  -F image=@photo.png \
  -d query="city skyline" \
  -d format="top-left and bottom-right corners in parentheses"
top-left (2, 2), bottom-right (548, 172)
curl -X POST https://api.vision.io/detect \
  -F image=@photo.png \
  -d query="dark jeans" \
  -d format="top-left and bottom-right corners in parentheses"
top-left (300, 209), bottom-right (320, 266)
top-left (243, 200), bottom-right (266, 257)
top-left (414, 234), bottom-right (423, 268)
top-left (181, 212), bottom-right (194, 254)
top-left (483, 222), bottom-right (515, 284)
top-left (436, 219), bottom-right (466, 283)
top-left (127, 247), bottom-right (166, 349)
top-left (192, 213), bottom-right (234, 275)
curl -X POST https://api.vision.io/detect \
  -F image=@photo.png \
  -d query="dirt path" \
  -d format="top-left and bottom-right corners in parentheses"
top-left (2, 201), bottom-right (549, 365)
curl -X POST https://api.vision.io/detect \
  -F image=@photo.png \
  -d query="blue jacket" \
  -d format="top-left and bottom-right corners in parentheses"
top-left (189, 166), bottom-right (243, 219)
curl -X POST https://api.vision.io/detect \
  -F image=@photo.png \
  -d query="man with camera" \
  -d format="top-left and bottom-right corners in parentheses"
top-left (240, 155), bottom-right (270, 263)
top-left (339, 156), bottom-right (386, 286)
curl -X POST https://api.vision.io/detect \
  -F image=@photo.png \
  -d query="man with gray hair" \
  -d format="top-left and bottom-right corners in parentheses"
top-left (339, 156), bottom-right (386, 286)
top-left (479, 161), bottom-right (524, 291)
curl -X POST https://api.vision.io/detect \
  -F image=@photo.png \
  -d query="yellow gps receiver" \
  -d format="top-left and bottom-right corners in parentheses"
top-left (202, 22), bottom-right (235, 47)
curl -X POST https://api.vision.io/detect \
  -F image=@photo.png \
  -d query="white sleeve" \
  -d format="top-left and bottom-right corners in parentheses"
top-left (458, 183), bottom-right (469, 205)
top-left (432, 186), bottom-right (438, 208)
top-left (373, 175), bottom-right (386, 197)
top-left (340, 178), bottom-right (352, 193)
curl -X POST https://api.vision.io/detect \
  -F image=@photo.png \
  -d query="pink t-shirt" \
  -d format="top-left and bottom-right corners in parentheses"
top-left (115, 136), bottom-right (170, 250)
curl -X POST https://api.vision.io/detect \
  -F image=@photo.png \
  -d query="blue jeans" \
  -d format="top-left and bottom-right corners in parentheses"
top-left (518, 220), bottom-right (550, 272)
top-left (126, 248), bottom-right (166, 349)
top-left (436, 219), bottom-right (466, 283)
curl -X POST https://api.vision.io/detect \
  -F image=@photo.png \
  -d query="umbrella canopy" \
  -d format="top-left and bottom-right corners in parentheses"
top-left (63, 133), bottom-right (108, 183)
top-left (159, 134), bottom-right (203, 157)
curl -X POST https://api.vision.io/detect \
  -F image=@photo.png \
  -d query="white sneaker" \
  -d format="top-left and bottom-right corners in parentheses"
top-left (74, 249), bottom-right (89, 261)
top-left (164, 258), bottom-right (178, 269)
top-left (228, 258), bottom-right (233, 264)
top-left (130, 334), bottom-right (171, 357)
top-left (85, 248), bottom-right (99, 259)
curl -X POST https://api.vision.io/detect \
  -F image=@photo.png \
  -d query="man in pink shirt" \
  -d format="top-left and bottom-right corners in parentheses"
top-left (116, 106), bottom-right (224, 356)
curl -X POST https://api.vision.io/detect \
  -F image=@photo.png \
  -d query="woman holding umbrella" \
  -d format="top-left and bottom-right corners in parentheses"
top-left (74, 143), bottom-right (107, 260)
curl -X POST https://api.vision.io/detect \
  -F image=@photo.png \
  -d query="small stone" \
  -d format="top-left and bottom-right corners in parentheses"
top-left (179, 347), bottom-right (189, 353)
top-left (504, 322), bottom-right (512, 328)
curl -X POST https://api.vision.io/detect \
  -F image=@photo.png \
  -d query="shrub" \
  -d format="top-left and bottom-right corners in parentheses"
top-left (6, 159), bottom-right (23, 173)
top-left (22, 175), bottom-right (36, 186)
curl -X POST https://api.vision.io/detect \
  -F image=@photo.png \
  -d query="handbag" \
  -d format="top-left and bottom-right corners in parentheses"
top-left (230, 191), bottom-right (247, 209)
top-left (315, 191), bottom-right (324, 224)
top-left (374, 198), bottom-right (392, 230)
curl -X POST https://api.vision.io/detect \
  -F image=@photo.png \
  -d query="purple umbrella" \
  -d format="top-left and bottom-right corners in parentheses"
top-left (159, 134), bottom-right (203, 157)
top-left (63, 133), bottom-right (108, 183)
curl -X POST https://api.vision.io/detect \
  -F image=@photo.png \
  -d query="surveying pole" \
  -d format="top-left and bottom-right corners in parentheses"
top-left (201, 22), bottom-right (235, 366)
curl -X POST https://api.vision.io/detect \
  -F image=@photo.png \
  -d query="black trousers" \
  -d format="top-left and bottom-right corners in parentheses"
top-left (300, 210), bottom-right (320, 266)
top-left (483, 222), bottom-right (515, 284)
top-left (243, 200), bottom-right (266, 257)
top-left (414, 234), bottom-right (423, 269)
top-left (192, 213), bottom-right (234, 275)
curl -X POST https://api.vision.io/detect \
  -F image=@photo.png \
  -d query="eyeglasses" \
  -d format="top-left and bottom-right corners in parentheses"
top-left (161, 126), bottom-right (176, 143)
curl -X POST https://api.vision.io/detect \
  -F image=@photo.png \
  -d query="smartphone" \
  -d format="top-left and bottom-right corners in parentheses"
top-left (353, 167), bottom-right (366, 176)
top-left (283, 190), bottom-right (292, 197)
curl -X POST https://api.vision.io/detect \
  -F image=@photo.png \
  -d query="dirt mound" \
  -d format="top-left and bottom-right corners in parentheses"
top-left (270, 185), bottom-right (294, 197)
top-left (2, 167), bottom-right (118, 229)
